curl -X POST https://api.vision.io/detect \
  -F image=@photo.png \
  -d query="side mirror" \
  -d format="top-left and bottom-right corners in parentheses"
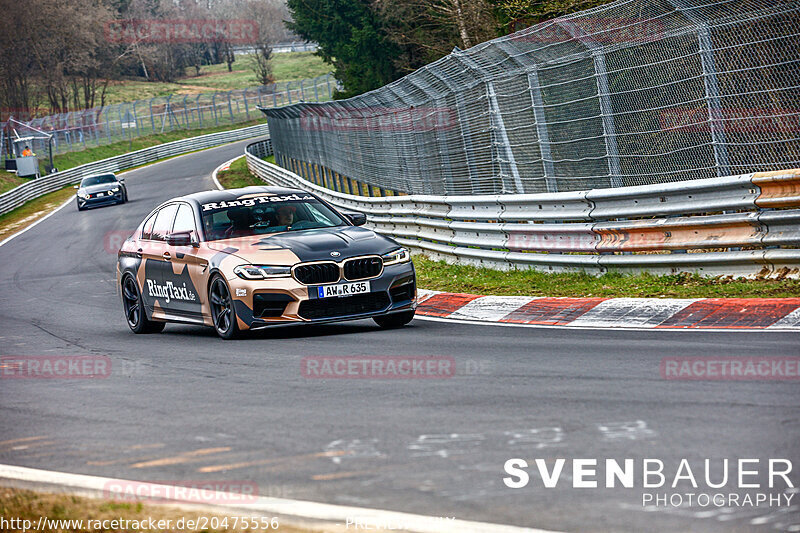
top-left (344, 212), bottom-right (367, 226)
top-left (73, 185), bottom-right (79, 189)
top-left (166, 231), bottom-right (195, 247)
top-left (118, 177), bottom-right (125, 183)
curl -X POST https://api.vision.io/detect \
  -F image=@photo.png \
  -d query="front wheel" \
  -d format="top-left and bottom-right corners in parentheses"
top-left (121, 275), bottom-right (165, 333)
top-left (209, 275), bottom-right (240, 339)
top-left (373, 310), bottom-right (415, 329)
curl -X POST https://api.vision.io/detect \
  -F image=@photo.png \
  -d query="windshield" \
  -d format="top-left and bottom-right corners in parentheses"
top-left (200, 193), bottom-right (348, 241)
top-left (81, 174), bottom-right (117, 187)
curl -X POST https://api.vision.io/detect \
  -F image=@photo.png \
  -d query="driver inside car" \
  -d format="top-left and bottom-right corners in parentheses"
top-left (276, 205), bottom-right (296, 227)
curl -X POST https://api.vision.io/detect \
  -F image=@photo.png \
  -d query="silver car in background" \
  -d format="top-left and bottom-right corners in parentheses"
top-left (75, 173), bottom-right (128, 211)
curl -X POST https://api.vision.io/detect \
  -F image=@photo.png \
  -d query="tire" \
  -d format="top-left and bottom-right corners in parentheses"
top-left (209, 275), bottom-right (241, 339)
top-left (121, 274), bottom-right (165, 333)
top-left (373, 310), bottom-right (415, 329)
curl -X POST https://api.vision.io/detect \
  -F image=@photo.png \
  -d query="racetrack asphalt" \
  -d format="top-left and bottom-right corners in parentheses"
top-left (0, 139), bottom-right (798, 532)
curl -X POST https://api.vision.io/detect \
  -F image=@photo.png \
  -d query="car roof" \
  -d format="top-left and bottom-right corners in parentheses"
top-left (172, 186), bottom-right (314, 208)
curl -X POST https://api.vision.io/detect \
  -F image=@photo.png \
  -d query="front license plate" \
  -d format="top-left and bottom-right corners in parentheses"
top-left (317, 281), bottom-right (370, 298)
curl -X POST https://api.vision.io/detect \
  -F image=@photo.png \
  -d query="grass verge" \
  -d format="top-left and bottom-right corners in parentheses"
top-left (23, 53), bottom-right (332, 107)
top-left (0, 186), bottom-right (75, 241)
top-left (414, 255), bottom-right (800, 298)
top-left (0, 487), bottom-right (323, 532)
top-left (216, 155), bottom-right (276, 189)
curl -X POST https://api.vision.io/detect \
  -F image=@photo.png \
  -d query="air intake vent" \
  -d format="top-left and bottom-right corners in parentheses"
top-left (293, 262), bottom-right (340, 285)
top-left (343, 257), bottom-right (382, 281)
top-left (298, 292), bottom-right (391, 320)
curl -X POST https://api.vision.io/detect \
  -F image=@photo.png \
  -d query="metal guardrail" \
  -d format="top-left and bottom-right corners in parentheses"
top-left (0, 124), bottom-right (270, 216)
top-left (246, 140), bottom-right (800, 277)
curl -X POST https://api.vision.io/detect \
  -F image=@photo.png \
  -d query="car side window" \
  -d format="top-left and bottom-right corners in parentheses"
top-left (172, 204), bottom-right (197, 240)
top-left (150, 204), bottom-right (179, 241)
top-left (141, 212), bottom-right (156, 240)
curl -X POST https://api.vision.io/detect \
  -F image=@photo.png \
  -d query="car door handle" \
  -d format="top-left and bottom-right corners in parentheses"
top-left (135, 248), bottom-right (142, 258)
top-left (162, 252), bottom-right (171, 260)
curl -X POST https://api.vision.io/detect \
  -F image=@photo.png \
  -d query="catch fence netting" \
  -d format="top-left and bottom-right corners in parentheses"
top-left (264, 0), bottom-right (800, 195)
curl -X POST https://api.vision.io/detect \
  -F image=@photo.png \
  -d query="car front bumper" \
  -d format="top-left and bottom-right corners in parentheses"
top-left (77, 191), bottom-right (123, 208)
top-left (227, 261), bottom-right (417, 330)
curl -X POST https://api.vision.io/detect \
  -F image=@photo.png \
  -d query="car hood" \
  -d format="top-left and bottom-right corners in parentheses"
top-left (81, 183), bottom-right (119, 194)
top-left (206, 226), bottom-right (400, 263)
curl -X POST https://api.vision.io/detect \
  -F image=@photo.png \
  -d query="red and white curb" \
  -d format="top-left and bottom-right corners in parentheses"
top-left (416, 290), bottom-right (800, 330)
top-left (211, 155), bottom-right (244, 190)
top-left (0, 464), bottom-right (558, 533)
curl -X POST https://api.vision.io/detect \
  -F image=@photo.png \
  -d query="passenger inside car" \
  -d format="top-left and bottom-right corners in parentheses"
top-left (224, 207), bottom-right (254, 238)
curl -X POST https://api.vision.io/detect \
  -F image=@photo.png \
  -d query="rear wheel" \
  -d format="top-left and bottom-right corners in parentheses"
top-left (122, 275), bottom-right (164, 333)
top-left (373, 310), bottom-right (415, 329)
top-left (210, 275), bottom-right (240, 339)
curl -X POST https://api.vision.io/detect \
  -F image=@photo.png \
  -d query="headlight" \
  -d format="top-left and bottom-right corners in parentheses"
top-left (234, 265), bottom-right (292, 280)
top-left (382, 247), bottom-right (410, 266)
top-left (111, 187), bottom-right (120, 192)
top-left (78, 191), bottom-right (89, 199)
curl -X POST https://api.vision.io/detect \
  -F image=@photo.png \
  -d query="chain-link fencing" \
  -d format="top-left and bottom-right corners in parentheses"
top-left (1, 74), bottom-right (333, 159)
top-left (263, 0), bottom-right (800, 196)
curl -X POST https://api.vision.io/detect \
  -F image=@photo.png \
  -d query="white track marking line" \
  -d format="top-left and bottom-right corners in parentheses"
top-left (0, 464), bottom-right (560, 533)
top-left (448, 296), bottom-right (536, 322)
top-left (414, 314), bottom-right (799, 333)
top-left (0, 195), bottom-right (74, 248)
top-left (212, 155), bottom-right (245, 190)
top-left (567, 298), bottom-right (697, 328)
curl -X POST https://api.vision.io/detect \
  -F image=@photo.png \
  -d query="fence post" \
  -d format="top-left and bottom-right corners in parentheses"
top-left (437, 54), bottom-right (484, 194)
top-left (287, 82), bottom-right (293, 105)
top-left (528, 69), bottom-right (557, 192)
top-left (667, 0), bottom-right (730, 177)
top-left (405, 73), bottom-right (454, 195)
top-left (486, 80), bottom-right (524, 193)
top-left (181, 95), bottom-right (189, 127)
top-left (196, 94), bottom-right (203, 126)
top-left (556, 19), bottom-right (622, 187)
top-left (149, 98), bottom-right (157, 133)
